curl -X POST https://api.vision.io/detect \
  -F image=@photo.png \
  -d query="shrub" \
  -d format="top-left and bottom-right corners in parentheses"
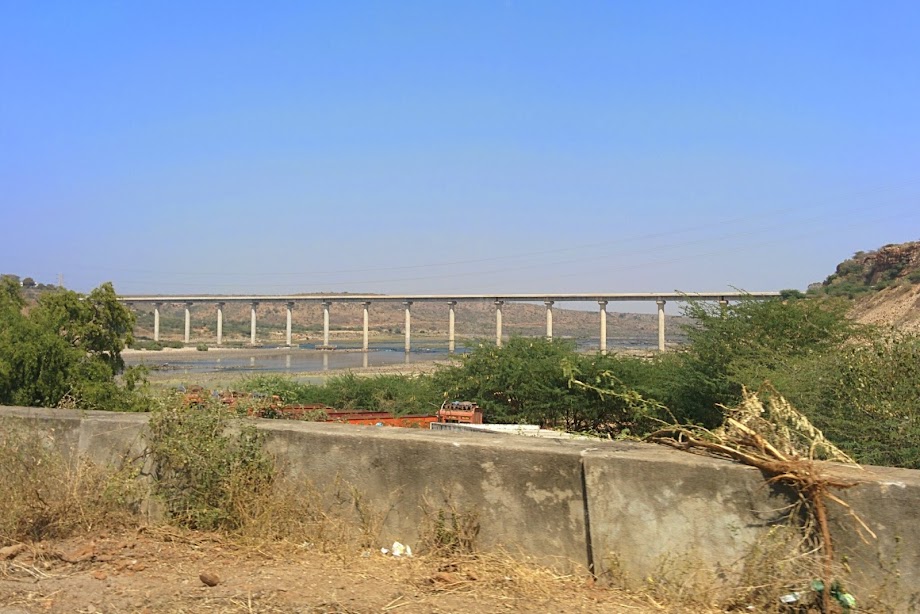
top-left (654, 297), bottom-right (856, 428)
top-left (238, 372), bottom-right (439, 414)
top-left (147, 397), bottom-right (275, 531)
top-left (432, 337), bottom-right (667, 433)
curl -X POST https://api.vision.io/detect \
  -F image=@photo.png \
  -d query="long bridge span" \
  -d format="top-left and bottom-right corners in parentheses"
top-left (118, 291), bottom-right (781, 353)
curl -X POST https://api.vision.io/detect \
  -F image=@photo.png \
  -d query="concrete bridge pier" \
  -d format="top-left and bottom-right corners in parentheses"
top-left (545, 300), bottom-right (554, 339)
top-left (216, 302), bottom-right (224, 346)
top-left (599, 300), bottom-right (608, 354)
top-left (447, 301), bottom-right (457, 354)
top-left (285, 302), bottom-right (294, 347)
top-left (495, 300), bottom-right (504, 347)
top-left (184, 302), bottom-right (192, 344)
top-left (403, 301), bottom-right (412, 352)
top-left (322, 302), bottom-right (331, 348)
top-left (153, 303), bottom-right (162, 342)
top-left (362, 302), bottom-right (371, 351)
top-left (250, 302), bottom-right (258, 346)
top-left (657, 299), bottom-right (666, 352)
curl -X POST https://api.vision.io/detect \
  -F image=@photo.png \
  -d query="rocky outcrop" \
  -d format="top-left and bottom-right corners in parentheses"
top-left (855, 241), bottom-right (920, 286)
top-left (815, 240), bottom-right (920, 333)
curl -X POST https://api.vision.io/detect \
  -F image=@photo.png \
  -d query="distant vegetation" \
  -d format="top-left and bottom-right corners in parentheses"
top-left (3, 247), bottom-right (920, 468)
top-left (236, 292), bottom-right (920, 468)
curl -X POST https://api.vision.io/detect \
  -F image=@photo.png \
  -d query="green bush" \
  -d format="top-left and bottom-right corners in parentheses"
top-left (128, 338), bottom-right (159, 350)
top-left (765, 334), bottom-right (920, 468)
top-left (238, 372), bottom-right (439, 415)
top-left (644, 296), bottom-right (920, 467)
top-left (652, 297), bottom-right (856, 428)
top-left (147, 397), bottom-right (275, 531)
top-left (0, 279), bottom-right (148, 411)
top-left (432, 337), bottom-right (667, 433)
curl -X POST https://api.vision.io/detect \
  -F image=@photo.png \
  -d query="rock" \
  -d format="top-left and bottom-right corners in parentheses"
top-left (92, 570), bottom-right (108, 581)
top-left (0, 544), bottom-right (26, 560)
top-left (199, 571), bottom-right (221, 587)
top-left (429, 572), bottom-right (458, 585)
top-left (60, 544), bottom-right (95, 564)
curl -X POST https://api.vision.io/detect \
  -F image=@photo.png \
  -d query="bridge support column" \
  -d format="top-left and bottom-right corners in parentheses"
top-left (250, 302), bottom-right (258, 346)
top-left (184, 303), bottom-right (192, 344)
top-left (404, 301), bottom-right (412, 353)
top-left (322, 302), bottom-right (331, 348)
top-left (362, 302), bottom-right (370, 351)
top-left (545, 300), bottom-right (554, 339)
top-left (153, 303), bottom-right (162, 342)
top-left (495, 300), bottom-right (504, 347)
top-left (657, 299), bottom-right (666, 352)
top-left (719, 297), bottom-right (729, 317)
top-left (216, 302), bottom-right (224, 346)
top-left (599, 300), bottom-right (608, 354)
top-left (286, 302), bottom-right (294, 347)
top-left (447, 301), bottom-right (457, 354)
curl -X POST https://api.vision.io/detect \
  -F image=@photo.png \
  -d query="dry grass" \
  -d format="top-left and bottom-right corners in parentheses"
top-left (417, 490), bottom-right (481, 557)
top-left (0, 420), bottom-right (140, 546)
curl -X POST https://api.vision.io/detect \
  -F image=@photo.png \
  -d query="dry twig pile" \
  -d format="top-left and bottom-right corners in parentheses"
top-left (647, 388), bottom-right (873, 612)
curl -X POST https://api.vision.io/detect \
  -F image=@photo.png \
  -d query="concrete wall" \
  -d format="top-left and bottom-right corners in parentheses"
top-left (2, 406), bottom-right (919, 611)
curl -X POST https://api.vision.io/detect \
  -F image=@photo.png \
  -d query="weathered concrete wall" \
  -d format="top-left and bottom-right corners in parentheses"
top-left (583, 442), bottom-right (793, 579)
top-left (2, 406), bottom-right (919, 610)
top-left (264, 421), bottom-right (589, 567)
top-left (0, 406), bottom-right (148, 466)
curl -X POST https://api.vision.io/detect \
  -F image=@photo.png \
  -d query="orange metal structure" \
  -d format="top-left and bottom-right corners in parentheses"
top-left (437, 401), bottom-right (483, 424)
top-left (181, 387), bottom-right (437, 427)
top-left (325, 411), bottom-right (438, 428)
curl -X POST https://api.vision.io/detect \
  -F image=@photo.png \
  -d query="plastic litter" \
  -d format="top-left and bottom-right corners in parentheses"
top-left (390, 541), bottom-right (412, 557)
top-left (779, 592), bottom-right (800, 604)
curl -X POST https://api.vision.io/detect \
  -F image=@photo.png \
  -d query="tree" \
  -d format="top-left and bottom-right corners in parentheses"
top-left (432, 337), bottom-right (665, 433)
top-left (640, 296), bottom-right (856, 428)
top-left (21, 277), bottom-right (36, 288)
top-left (0, 281), bottom-right (145, 410)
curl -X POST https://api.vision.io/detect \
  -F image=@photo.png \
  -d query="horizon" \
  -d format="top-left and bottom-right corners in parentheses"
top-left (3, 2), bottom-right (919, 306)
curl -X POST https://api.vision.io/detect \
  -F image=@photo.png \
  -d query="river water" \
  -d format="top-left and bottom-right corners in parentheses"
top-left (124, 335), bottom-right (675, 377)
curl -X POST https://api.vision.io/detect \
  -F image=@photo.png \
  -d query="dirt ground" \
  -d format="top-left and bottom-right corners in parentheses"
top-left (0, 529), bottom-right (697, 614)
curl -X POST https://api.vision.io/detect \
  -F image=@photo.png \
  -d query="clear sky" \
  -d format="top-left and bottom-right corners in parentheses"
top-left (2, 2), bottom-right (919, 304)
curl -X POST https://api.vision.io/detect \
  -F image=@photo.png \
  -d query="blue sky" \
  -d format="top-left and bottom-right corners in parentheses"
top-left (2, 1), bottom-right (919, 304)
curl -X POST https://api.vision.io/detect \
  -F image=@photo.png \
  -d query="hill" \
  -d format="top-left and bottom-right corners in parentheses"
top-left (808, 240), bottom-right (920, 332)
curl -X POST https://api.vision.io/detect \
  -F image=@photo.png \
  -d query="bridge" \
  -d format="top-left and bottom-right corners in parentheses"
top-left (118, 291), bottom-right (781, 353)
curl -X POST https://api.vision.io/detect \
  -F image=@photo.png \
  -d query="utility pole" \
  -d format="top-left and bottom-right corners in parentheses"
top-left (58, 273), bottom-right (64, 288)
